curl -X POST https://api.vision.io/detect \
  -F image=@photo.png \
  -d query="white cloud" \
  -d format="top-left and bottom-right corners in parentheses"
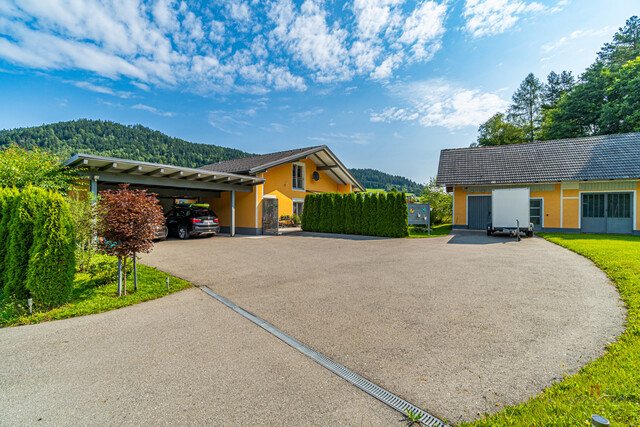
top-left (370, 79), bottom-right (509, 130)
top-left (307, 132), bottom-right (373, 145)
top-left (269, 0), bottom-right (351, 82)
top-left (462, 0), bottom-right (547, 38)
top-left (69, 80), bottom-right (132, 98)
top-left (541, 26), bottom-right (611, 53)
top-left (398, 1), bottom-right (447, 60)
top-left (131, 103), bottom-right (175, 116)
top-left (0, 0), bottom-right (450, 93)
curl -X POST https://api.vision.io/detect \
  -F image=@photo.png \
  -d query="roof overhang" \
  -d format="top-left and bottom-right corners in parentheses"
top-left (64, 153), bottom-right (264, 193)
top-left (244, 146), bottom-right (366, 192)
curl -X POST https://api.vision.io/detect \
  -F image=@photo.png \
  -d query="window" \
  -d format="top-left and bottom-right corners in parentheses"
top-left (292, 163), bottom-right (305, 190)
top-left (530, 199), bottom-right (542, 225)
top-left (582, 194), bottom-right (605, 218)
top-left (607, 193), bottom-right (631, 218)
top-left (293, 201), bottom-right (304, 216)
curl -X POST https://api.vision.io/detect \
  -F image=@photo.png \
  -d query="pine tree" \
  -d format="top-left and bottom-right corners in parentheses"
top-left (508, 73), bottom-right (544, 142)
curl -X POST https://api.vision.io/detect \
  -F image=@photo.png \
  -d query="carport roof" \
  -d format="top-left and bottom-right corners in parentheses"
top-left (64, 153), bottom-right (264, 192)
top-left (436, 132), bottom-right (640, 186)
top-left (200, 145), bottom-right (366, 191)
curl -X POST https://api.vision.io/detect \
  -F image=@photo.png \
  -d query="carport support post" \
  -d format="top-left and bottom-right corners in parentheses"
top-left (117, 256), bottom-right (123, 297)
top-left (230, 190), bottom-right (236, 237)
top-left (90, 176), bottom-right (98, 199)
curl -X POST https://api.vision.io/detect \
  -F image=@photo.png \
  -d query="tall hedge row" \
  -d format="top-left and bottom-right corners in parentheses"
top-left (0, 187), bottom-right (76, 307)
top-left (301, 192), bottom-right (409, 237)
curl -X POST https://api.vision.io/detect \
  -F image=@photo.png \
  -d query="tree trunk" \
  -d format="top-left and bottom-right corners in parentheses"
top-left (133, 252), bottom-right (138, 292)
top-left (123, 256), bottom-right (127, 295)
top-left (117, 256), bottom-right (122, 297)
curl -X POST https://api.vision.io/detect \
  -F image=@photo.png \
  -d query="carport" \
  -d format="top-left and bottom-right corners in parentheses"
top-left (63, 154), bottom-right (264, 237)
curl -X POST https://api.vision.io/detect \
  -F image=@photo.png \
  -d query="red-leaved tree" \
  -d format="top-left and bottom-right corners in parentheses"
top-left (96, 184), bottom-right (165, 296)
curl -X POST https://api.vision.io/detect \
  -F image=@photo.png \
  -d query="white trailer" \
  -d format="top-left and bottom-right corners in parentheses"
top-left (488, 188), bottom-right (534, 238)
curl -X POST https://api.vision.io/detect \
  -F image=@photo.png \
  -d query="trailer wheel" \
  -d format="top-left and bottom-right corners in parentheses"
top-left (487, 228), bottom-right (492, 236)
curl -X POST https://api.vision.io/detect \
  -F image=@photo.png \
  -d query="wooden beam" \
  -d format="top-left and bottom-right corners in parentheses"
top-left (121, 165), bottom-right (142, 174)
top-left (99, 162), bottom-right (118, 171)
top-left (165, 170), bottom-right (183, 178)
top-left (143, 168), bottom-right (164, 176)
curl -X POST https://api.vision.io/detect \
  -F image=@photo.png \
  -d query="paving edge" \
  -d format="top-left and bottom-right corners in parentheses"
top-left (199, 286), bottom-right (448, 427)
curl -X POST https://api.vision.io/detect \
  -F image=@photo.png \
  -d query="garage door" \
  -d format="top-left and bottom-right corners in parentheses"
top-left (582, 193), bottom-right (633, 234)
top-left (468, 196), bottom-right (491, 230)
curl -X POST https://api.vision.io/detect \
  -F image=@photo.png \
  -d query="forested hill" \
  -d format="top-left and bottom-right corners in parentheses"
top-left (0, 119), bottom-right (251, 168)
top-left (0, 120), bottom-right (423, 191)
top-left (349, 168), bottom-right (424, 193)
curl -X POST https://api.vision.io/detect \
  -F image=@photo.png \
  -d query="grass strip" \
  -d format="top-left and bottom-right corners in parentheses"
top-left (407, 223), bottom-right (452, 238)
top-left (1, 255), bottom-right (192, 327)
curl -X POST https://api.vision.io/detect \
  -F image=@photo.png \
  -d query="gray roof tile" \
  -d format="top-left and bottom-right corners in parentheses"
top-left (200, 146), bottom-right (324, 174)
top-left (436, 133), bottom-right (640, 186)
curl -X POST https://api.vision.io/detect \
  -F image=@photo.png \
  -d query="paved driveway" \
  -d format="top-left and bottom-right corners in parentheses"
top-left (0, 288), bottom-right (398, 426)
top-left (0, 231), bottom-right (624, 425)
top-left (141, 230), bottom-right (624, 422)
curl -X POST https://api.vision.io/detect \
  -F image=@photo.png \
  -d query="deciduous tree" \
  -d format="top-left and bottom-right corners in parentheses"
top-left (96, 184), bottom-right (164, 295)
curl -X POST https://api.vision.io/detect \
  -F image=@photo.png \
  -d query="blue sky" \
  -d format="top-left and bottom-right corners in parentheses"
top-left (0, 0), bottom-right (636, 183)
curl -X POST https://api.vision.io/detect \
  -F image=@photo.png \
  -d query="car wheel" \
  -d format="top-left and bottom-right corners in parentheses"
top-left (178, 225), bottom-right (190, 240)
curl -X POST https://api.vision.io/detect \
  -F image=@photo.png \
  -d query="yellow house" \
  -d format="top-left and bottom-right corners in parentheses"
top-left (436, 133), bottom-right (640, 235)
top-left (200, 145), bottom-right (364, 234)
top-left (64, 145), bottom-right (364, 236)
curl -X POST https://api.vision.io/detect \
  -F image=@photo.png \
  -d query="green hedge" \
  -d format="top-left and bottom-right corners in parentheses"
top-left (0, 187), bottom-right (76, 308)
top-left (301, 192), bottom-right (409, 237)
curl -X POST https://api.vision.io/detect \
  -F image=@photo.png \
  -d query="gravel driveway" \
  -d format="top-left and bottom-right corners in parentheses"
top-left (141, 230), bottom-right (624, 422)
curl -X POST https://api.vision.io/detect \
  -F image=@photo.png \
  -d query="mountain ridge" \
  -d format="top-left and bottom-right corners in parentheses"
top-left (0, 119), bottom-right (424, 193)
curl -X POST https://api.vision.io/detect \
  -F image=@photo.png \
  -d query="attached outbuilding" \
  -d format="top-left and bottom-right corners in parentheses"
top-left (436, 133), bottom-right (640, 235)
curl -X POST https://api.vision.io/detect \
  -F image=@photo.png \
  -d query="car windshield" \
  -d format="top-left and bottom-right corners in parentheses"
top-left (193, 209), bottom-right (216, 217)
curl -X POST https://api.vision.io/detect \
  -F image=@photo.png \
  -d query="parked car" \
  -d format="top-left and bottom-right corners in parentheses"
top-left (165, 203), bottom-right (220, 239)
top-left (154, 223), bottom-right (169, 241)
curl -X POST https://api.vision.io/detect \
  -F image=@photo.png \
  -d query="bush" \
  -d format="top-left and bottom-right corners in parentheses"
top-left (0, 144), bottom-right (76, 193)
top-left (4, 189), bottom-right (35, 300)
top-left (368, 193), bottom-right (379, 236)
top-left (25, 188), bottom-right (76, 308)
top-left (332, 193), bottom-right (343, 234)
top-left (354, 194), bottom-right (363, 234)
top-left (299, 191), bottom-right (409, 237)
top-left (0, 188), bottom-right (19, 294)
top-left (394, 192), bottom-right (409, 237)
top-left (344, 193), bottom-right (355, 234)
top-left (361, 193), bottom-right (371, 235)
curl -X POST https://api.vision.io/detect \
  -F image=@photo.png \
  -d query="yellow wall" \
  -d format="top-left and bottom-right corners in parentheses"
top-left (262, 158), bottom-right (351, 217)
top-left (454, 182), bottom-right (638, 231)
top-left (210, 159), bottom-right (355, 230)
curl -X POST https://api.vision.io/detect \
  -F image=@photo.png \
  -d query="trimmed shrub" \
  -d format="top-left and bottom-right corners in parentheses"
top-left (361, 193), bottom-right (371, 235)
top-left (378, 194), bottom-right (391, 237)
top-left (395, 192), bottom-right (409, 237)
top-left (322, 193), bottom-right (333, 232)
top-left (0, 188), bottom-right (19, 295)
top-left (26, 188), bottom-right (76, 307)
top-left (337, 194), bottom-right (346, 234)
top-left (4, 189), bottom-right (35, 300)
top-left (354, 193), bottom-right (363, 234)
top-left (301, 194), bottom-right (312, 231)
top-left (344, 193), bottom-right (355, 234)
top-left (331, 193), bottom-right (343, 234)
top-left (368, 193), bottom-right (378, 236)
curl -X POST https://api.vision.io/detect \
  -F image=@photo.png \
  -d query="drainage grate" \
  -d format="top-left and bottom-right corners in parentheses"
top-left (200, 286), bottom-right (448, 427)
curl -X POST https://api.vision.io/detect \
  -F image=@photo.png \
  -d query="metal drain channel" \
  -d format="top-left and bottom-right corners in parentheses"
top-left (200, 286), bottom-right (448, 427)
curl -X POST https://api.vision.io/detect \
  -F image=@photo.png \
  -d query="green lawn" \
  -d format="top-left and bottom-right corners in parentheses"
top-left (407, 223), bottom-right (452, 238)
top-left (462, 233), bottom-right (640, 426)
top-left (1, 254), bottom-right (192, 327)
